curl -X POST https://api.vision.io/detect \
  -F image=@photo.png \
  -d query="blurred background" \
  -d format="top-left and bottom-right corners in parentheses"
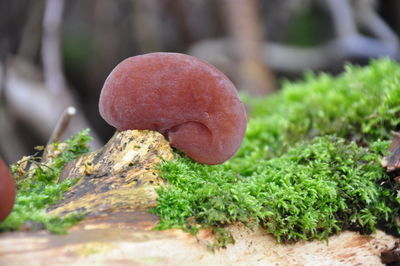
top-left (0, 0), bottom-right (399, 163)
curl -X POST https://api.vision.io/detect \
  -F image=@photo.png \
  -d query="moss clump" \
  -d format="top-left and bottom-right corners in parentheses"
top-left (0, 129), bottom-right (92, 234)
top-left (152, 59), bottom-right (400, 243)
top-left (244, 59), bottom-right (400, 157)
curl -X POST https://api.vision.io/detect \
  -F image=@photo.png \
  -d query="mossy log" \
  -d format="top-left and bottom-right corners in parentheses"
top-left (0, 130), bottom-right (397, 265)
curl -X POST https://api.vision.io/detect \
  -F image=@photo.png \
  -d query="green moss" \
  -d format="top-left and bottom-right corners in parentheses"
top-left (0, 129), bottom-right (92, 233)
top-left (152, 59), bottom-right (400, 243)
top-left (245, 59), bottom-right (400, 155)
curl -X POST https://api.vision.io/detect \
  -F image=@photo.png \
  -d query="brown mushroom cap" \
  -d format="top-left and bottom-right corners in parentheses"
top-left (99, 52), bottom-right (247, 165)
top-left (0, 158), bottom-right (16, 222)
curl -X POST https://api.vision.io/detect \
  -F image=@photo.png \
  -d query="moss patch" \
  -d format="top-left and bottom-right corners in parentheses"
top-left (152, 59), bottom-right (400, 243)
top-left (0, 129), bottom-right (92, 234)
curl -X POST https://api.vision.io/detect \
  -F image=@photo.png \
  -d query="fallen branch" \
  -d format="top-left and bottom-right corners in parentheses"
top-left (189, 34), bottom-right (399, 76)
top-left (189, 0), bottom-right (399, 76)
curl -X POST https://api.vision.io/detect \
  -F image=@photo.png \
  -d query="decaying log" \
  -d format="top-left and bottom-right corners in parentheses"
top-left (50, 130), bottom-right (174, 217)
top-left (0, 130), bottom-right (398, 265)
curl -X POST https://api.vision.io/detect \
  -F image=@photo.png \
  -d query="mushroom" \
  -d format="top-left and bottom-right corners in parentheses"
top-left (99, 52), bottom-right (247, 165)
top-left (0, 158), bottom-right (16, 222)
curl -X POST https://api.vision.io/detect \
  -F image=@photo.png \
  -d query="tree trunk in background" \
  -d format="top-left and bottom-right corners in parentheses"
top-left (223, 0), bottom-right (276, 96)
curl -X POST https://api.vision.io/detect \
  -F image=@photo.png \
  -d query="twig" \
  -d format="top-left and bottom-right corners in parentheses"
top-left (46, 106), bottom-right (76, 146)
top-left (41, 106), bottom-right (76, 162)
